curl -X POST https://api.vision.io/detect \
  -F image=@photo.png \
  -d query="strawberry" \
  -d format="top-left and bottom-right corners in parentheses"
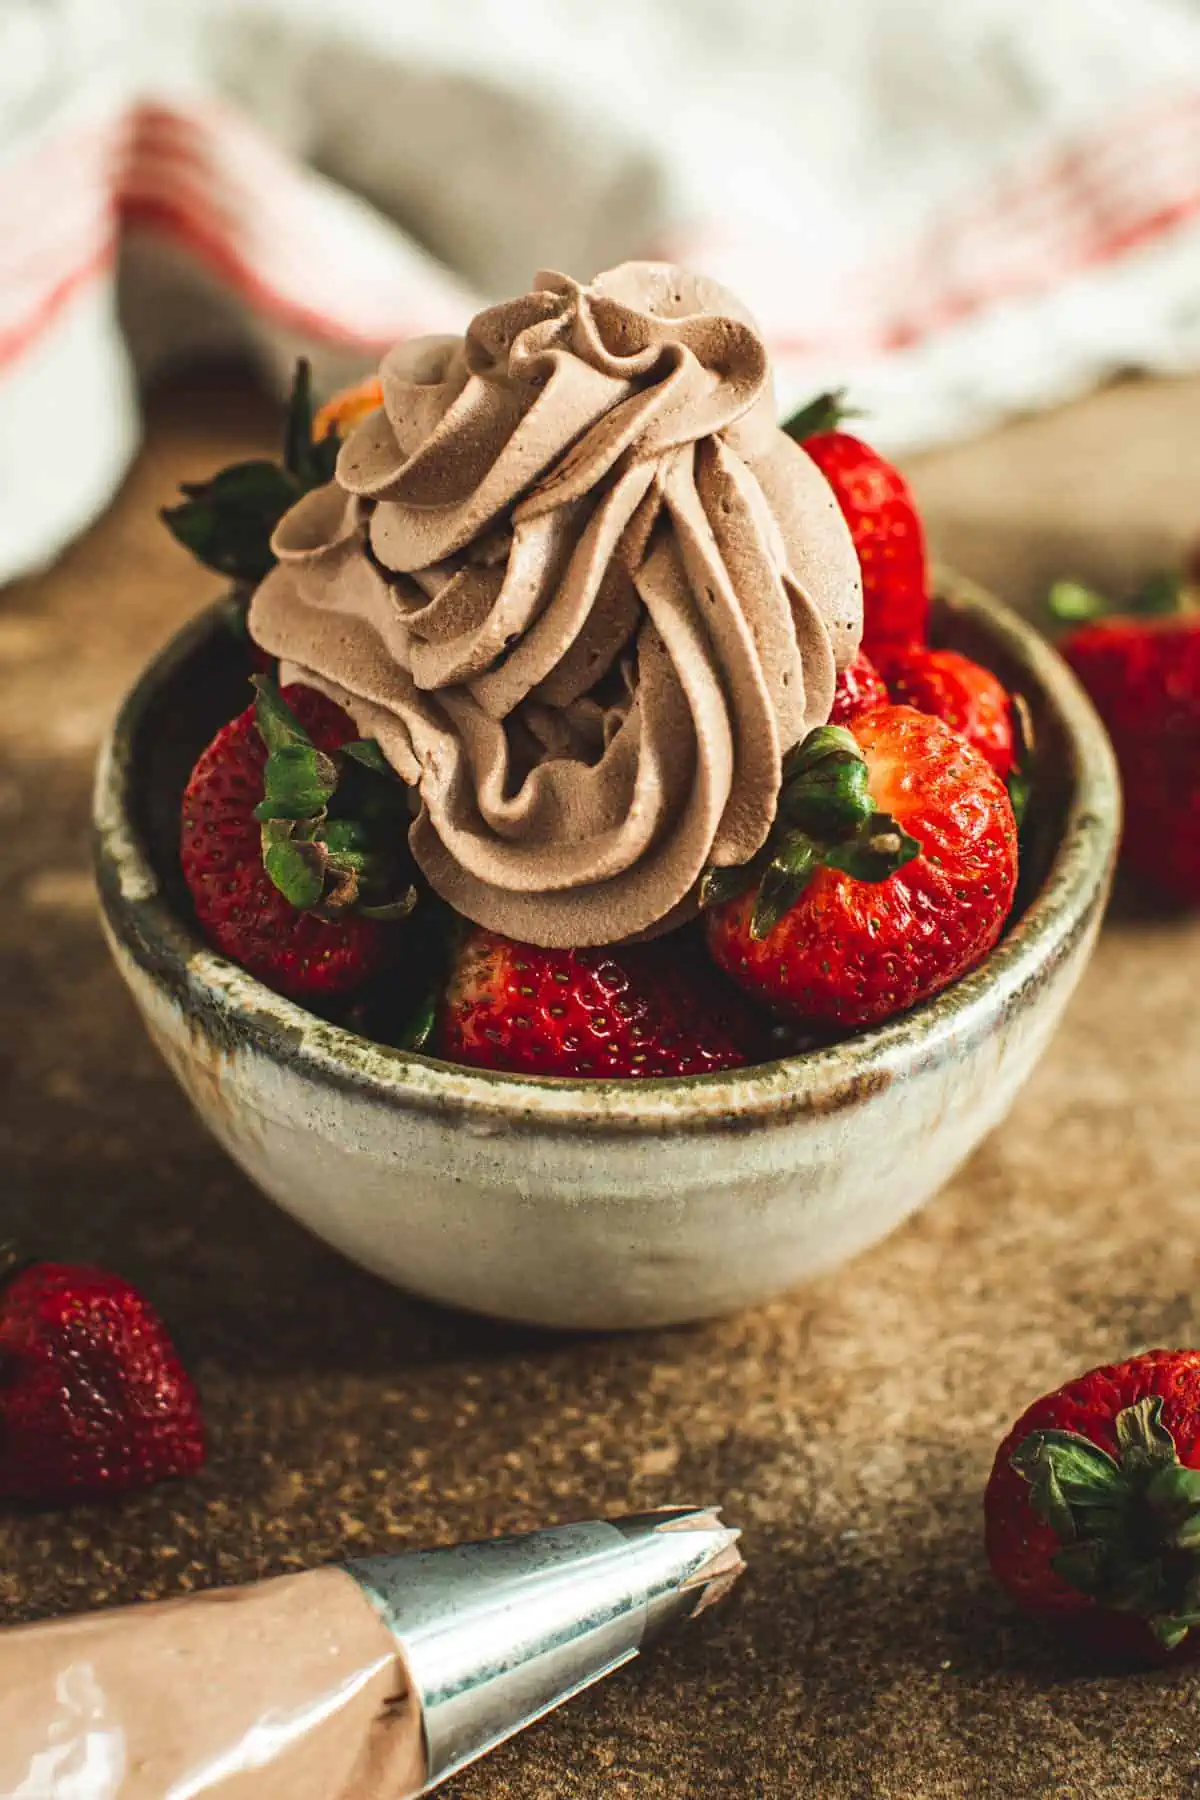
top-left (985, 1350), bottom-right (1200, 1661)
top-left (830, 647), bottom-right (888, 725)
top-left (880, 644), bottom-right (1016, 779)
top-left (704, 707), bottom-right (1018, 1029)
top-left (786, 391), bottom-right (929, 659)
top-left (181, 679), bottom-right (417, 1002)
top-left (1051, 571), bottom-right (1200, 907)
top-left (438, 928), bottom-right (769, 1078)
top-left (0, 1257), bottom-right (206, 1503)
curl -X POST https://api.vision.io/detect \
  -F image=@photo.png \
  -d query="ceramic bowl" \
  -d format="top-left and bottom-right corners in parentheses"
top-left (93, 574), bottom-right (1119, 1329)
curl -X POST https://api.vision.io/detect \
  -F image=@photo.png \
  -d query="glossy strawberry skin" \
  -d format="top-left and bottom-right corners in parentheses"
top-left (439, 929), bottom-right (769, 1078)
top-left (985, 1350), bottom-right (1200, 1662)
top-left (181, 685), bottom-right (392, 1000)
top-left (706, 706), bottom-right (1018, 1029)
top-left (1061, 617), bottom-right (1200, 906)
top-left (882, 645), bottom-right (1015, 778)
top-left (830, 648), bottom-right (889, 725)
top-left (803, 432), bottom-right (929, 659)
top-left (0, 1262), bottom-right (206, 1503)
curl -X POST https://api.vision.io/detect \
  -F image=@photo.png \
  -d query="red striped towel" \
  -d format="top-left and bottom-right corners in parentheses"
top-left (4, 0), bottom-right (1200, 583)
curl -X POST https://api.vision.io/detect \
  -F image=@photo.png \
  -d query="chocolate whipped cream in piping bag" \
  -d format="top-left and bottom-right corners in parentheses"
top-left (0, 1568), bottom-right (424, 1800)
top-left (250, 263), bottom-right (862, 948)
top-left (0, 1507), bottom-right (743, 1798)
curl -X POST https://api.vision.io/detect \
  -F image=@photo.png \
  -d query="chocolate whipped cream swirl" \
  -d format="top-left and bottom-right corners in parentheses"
top-left (249, 263), bottom-right (862, 947)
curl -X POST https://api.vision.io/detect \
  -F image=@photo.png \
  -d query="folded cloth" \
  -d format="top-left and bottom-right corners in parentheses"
top-left (4, 0), bottom-right (1200, 584)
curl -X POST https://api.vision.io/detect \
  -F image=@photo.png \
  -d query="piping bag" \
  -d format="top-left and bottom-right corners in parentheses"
top-left (0, 1506), bottom-right (743, 1798)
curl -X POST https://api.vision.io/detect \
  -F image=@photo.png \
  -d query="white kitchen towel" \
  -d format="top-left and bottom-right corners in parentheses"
top-left (4, 0), bottom-right (1200, 584)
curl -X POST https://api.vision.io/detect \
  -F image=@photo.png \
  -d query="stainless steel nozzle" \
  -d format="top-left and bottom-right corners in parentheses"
top-left (347, 1505), bottom-right (744, 1793)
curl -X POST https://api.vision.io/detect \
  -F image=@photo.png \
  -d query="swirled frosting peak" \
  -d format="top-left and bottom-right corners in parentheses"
top-left (249, 264), bottom-right (863, 947)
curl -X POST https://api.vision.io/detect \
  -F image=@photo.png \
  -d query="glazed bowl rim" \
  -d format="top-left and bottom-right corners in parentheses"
top-left (93, 570), bottom-right (1120, 1136)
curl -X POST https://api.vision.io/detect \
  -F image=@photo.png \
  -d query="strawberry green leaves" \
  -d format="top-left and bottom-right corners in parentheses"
top-left (700, 724), bottom-right (920, 939)
top-left (254, 679), bottom-right (340, 821)
top-left (162, 464), bottom-right (299, 583)
top-left (782, 388), bottom-right (861, 442)
top-left (1012, 1396), bottom-right (1200, 1650)
top-left (1115, 1389), bottom-right (1181, 1472)
top-left (282, 358), bottom-right (341, 491)
top-left (1048, 570), bottom-right (1195, 631)
top-left (161, 361), bottom-right (342, 584)
top-left (252, 677), bottom-right (417, 923)
top-left (1010, 1429), bottom-right (1126, 1541)
top-left (253, 678), bottom-right (342, 909)
top-left (780, 726), bottom-right (876, 837)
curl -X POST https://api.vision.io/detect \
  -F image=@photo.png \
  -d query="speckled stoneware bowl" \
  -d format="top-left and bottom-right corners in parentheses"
top-left (93, 574), bottom-right (1119, 1330)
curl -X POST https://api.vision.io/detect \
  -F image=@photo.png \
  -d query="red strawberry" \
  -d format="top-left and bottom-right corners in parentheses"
top-left (830, 647), bottom-right (889, 725)
top-left (1052, 573), bottom-right (1200, 907)
top-left (181, 679), bottom-right (416, 1001)
top-left (0, 1259), bottom-right (206, 1503)
top-left (985, 1350), bottom-right (1200, 1662)
top-left (881, 645), bottom-right (1016, 779)
top-left (438, 928), bottom-right (769, 1078)
top-left (786, 391), bottom-right (929, 659)
top-left (704, 707), bottom-right (1018, 1029)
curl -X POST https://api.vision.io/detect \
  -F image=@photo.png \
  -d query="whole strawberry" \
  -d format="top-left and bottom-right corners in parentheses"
top-left (181, 678), bottom-right (416, 1001)
top-left (1052, 572), bottom-right (1200, 907)
top-left (786, 392), bottom-right (929, 660)
top-left (985, 1350), bottom-right (1200, 1661)
top-left (705, 707), bottom-right (1018, 1029)
top-left (0, 1258), bottom-right (206, 1503)
top-left (439, 928), bottom-right (769, 1078)
top-left (830, 647), bottom-right (888, 725)
top-left (881, 644), bottom-right (1016, 779)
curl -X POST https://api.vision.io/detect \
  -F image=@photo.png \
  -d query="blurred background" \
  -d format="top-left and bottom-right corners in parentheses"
top-left (3, 0), bottom-right (1199, 587)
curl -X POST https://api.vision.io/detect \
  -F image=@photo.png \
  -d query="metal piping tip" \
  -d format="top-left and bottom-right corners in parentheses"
top-left (611, 1507), bottom-right (745, 1634)
top-left (347, 1506), bottom-right (744, 1794)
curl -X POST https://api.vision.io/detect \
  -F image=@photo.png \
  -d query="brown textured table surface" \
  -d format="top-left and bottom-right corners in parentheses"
top-left (3, 369), bottom-right (1200, 1799)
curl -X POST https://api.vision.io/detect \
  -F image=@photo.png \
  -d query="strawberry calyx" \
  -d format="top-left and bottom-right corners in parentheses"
top-left (699, 724), bottom-right (921, 938)
top-left (161, 360), bottom-right (342, 584)
top-left (253, 677), bottom-right (417, 923)
top-left (1048, 571), bottom-right (1198, 629)
top-left (1011, 1395), bottom-right (1200, 1650)
top-left (782, 388), bottom-right (861, 442)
